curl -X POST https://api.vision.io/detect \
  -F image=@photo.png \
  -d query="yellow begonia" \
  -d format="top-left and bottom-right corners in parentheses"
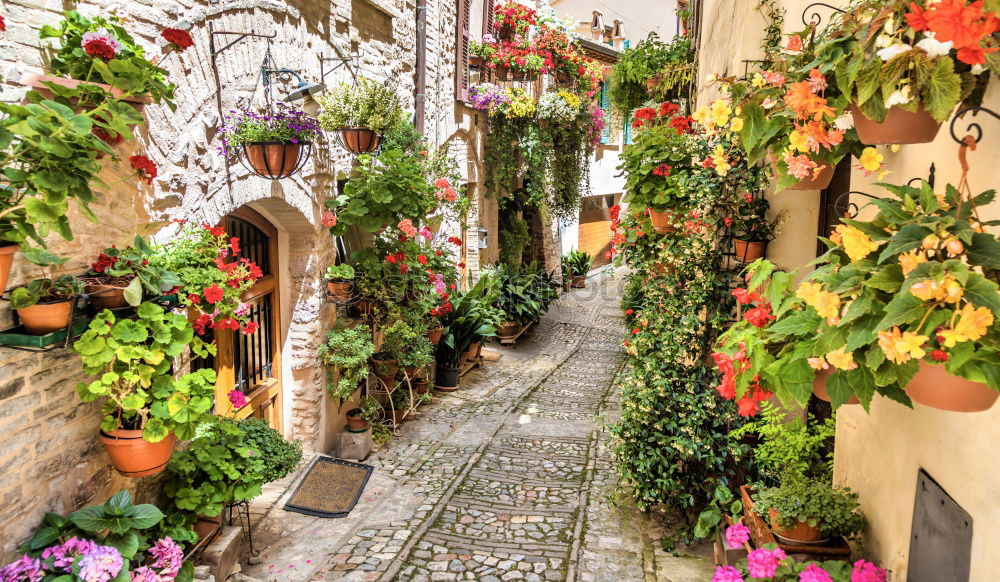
top-left (835, 224), bottom-right (879, 262)
top-left (858, 147), bottom-right (884, 172)
top-left (909, 274), bottom-right (963, 304)
top-left (709, 100), bottom-right (732, 127)
top-left (712, 145), bottom-right (731, 176)
top-left (788, 130), bottom-right (810, 153)
top-left (730, 117), bottom-right (744, 132)
top-left (808, 356), bottom-right (829, 370)
top-left (797, 281), bottom-right (841, 319)
top-left (826, 347), bottom-right (858, 371)
top-left (692, 105), bottom-right (709, 125)
top-left (751, 73), bottom-right (766, 88)
top-left (898, 250), bottom-right (928, 276)
top-left (939, 303), bottom-right (995, 347)
top-left (877, 326), bottom-right (928, 364)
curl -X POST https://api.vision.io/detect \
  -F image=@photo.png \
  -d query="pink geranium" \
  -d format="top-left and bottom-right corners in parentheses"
top-left (747, 547), bottom-right (786, 579)
top-left (724, 523), bottom-right (751, 549)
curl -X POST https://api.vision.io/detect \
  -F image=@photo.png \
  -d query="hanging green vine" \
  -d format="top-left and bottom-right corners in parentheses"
top-left (757, 0), bottom-right (786, 69)
top-left (484, 117), bottom-right (547, 208)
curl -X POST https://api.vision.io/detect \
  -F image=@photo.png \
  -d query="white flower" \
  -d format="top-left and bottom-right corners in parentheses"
top-left (972, 64), bottom-right (986, 75)
top-left (876, 43), bottom-right (912, 61)
top-left (883, 19), bottom-right (896, 35)
top-left (833, 112), bottom-right (855, 131)
top-left (885, 86), bottom-right (912, 107)
top-left (916, 36), bottom-right (953, 57)
top-left (761, 97), bottom-right (777, 109)
top-left (875, 34), bottom-right (893, 49)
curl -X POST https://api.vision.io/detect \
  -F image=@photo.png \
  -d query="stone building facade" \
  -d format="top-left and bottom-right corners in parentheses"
top-left (0, 0), bottom-right (522, 560)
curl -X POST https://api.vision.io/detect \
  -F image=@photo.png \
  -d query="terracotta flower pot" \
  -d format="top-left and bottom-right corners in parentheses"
top-left (83, 283), bottom-right (130, 309)
top-left (371, 357), bottom-right (398, 387)
top-left (326, 280), bottom-right (352, 302)
top-left (768, 508), bottom-right (824, 543)
top-left (99, 429), bottom-right (176, 478)
top-left (193, 514), bottom-right (222, 540)
top-left (812, 368), bottom-right (860, 405)
top-left (647, 208), bottom-right (676, 234)
top-left (243, 142), bottom-right (305, 179)
top-left (469, 55), bottom-right (484, 68)
top-left (464, 341), bottom-right (482, 362)
top-left (345, 409), bottom-right (370, 432)
top-left (0, 243), bottom-right (15, 295)
top-left (905, 361), bottom-right (999, 412)
top-left (646, 77), bottom-right (660, 91)
top-left (391, 408), bottom-right (407, 424)
top-left (335, 128), bottom-right (381, 154)
top-left (571, 275), bottom-right (587, 288)
top-left (426, 326), bottom-right (444, 345)
top-left (733, 239), bottom-right (767, 263)
top-left (414, 378), bottom-right (429, 394)
top-left (17, 300), bottom-right (74, 335)
top-left (497, 321), bottom-right (520, 339)
top-left (849, 103), bottom-right (942, 145)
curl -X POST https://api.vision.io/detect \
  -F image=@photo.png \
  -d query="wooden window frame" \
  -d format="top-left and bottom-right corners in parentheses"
top-left (456, 0), bottom-right (494, 102)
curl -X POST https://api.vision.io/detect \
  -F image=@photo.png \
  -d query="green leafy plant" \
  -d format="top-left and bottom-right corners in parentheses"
top-left (317, 77), bottom-right (405, 133)
top-left (216, 104), bottom-right (321, 157)
top-left (73, 303), bottom-right (217, 442)
top-left (499, 211), bottom-right (530, 265)
top-left (324, 263), bottom-right (355, 281)
top-left (730, 402), bottom-right (836, 481)
top-left (319, 325), bottom-right (376, 400)
top-left (730, 197), bottom-right (783, 242)
top-left (9, 274), bottom-right (84, 309)
top-left (608, 33), bottom-right (693, 114)
top-left (83, 235), bottom-right (181, 305)
top-left (753, 473), bottom-right (867, 539)
top-left (618, 120), bottom-right (697, 212)
top-left (564, 249), bottom-right (593, 277)
top-left (483, 263), bottom-right (558, 325)
top-left (239, 417), bottom-right (303, 484)
top-left (437, 278), bottom-right (501, 366)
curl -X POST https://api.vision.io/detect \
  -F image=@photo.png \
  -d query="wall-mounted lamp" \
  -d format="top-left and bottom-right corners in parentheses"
top-left (262, 67), bottom-right (326, 103)
top-left (477, 226), bottom-right (489, 249)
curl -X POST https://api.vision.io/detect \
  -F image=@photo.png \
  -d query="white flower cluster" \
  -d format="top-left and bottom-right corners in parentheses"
top-left (537, 92), bottom-right (581, 124)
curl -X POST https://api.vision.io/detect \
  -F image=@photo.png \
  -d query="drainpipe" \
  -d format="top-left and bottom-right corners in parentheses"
top-left (414, 0), bottom-right (427, 134)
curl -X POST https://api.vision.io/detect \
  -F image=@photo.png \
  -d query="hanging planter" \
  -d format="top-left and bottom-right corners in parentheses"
top-left (218, 105), bottom-right (321, 181)
top-left (495, 67), bottom-right (538, 82)
top-left (332, 128), bottom-right (382, 154)
top-left (769, 155), bottom-right (835, 191)
top-left (905, 362), bottom-right (998, 413)
top-left (849, 104), bottom-right (942, 145)
top-left (99, 429), bottom-right (176, 478)
top-left (241, 141), bottom-right (311, 180)
top-left (733, 239), bottom-right (767, 263)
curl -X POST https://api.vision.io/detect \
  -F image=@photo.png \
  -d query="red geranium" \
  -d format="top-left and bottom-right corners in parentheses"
top-left (230, 237), bottom-right (240, 254)
top-left (83, 38), bottom-right (116, 61)
top-left (652, 164), bottom-right (672, 177)
top-left (417, 254), bottom-right (428, 265)
top-left (201, 223), bottom-right (226, 237)
top-left (658, 102), bottom-right (680, 117)
top-left (91, 252), bottom-right (118, 273)
top-left (242, 321), bottom-right (259, 335)
top-left (669, 115), bottom-right (693, 135)
top-left (187, 293), bottom-right (201, 304)
top-left (204, 284), bottom-right (225, 304)
top-left (129, 155), bottom-right (157, 184)
top-left (161, 28), bottom-right (194, 51)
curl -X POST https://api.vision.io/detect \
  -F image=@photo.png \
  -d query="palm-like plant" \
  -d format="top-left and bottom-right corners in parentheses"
top-left (436, 278), bottom-right (501, 367)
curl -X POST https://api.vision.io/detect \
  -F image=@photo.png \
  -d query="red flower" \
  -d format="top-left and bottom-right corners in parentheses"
top-left (204, 284), bottom-right (224, 304)
top-left (625, 309), bottom-right (634, 315)
top-left (0, 15), bottom-right (6, 32)
top-left (92, 126), bottom-right (125, 148)
top-left (217, 318), bottom-right (240, 330)
top-left (161, 28), bottom-right (194, 51)
top-left (631, 119), bottom-right (645, 130)
top-left (435, 250), bottom-right (443, 256)
top-left (242, 321), bottom-right (259, 335)
top-left (192, 313), bottom-right (213, 335)
top-left (931, 349), bottom-right (949, 362)
top-left (91, 252), bottom-right (118, 273)
top-left (321, 211), bottom-right (337, 227)
top-left (632, 328), bottom-right (640, 335)
top-left (399, 264), bottom-right (410, 273)
top-left (652, 164), bottom-right (672, 177)
top-left (744, 305), bottom-right (774, 328)
top-left (83, 38), bottom-right (117, 61)
top-left (417, 254), bottom-right (428, 265)
top-left (187, 293), bottom-right (201, 304)
top-left (385, 254), bottom-right (397, 264)
top-left (457, 262), bottom-right (466, 268)
top-left (906, 1), bottom-right (929, 30)
top-left (731, 288), bottom-right (763, 305)
top-left (717, 376), bottom-right (737, 400)
top-left (669, 115), bottom-right (693, 135)
top-left (230, 237), bottom-right (241, 254)
top-left (634, 107), bottom-right (658, 121)
top-left (244, 260), bottom-right (263, 279)
top-left (129, 155), bottom-right (157, 184)
top-left (736, 397), bottom-right (760, 417)
top-left (448, 236), bottom-right (463, 246)
top-left (658, 102), bottom-right (680, 117)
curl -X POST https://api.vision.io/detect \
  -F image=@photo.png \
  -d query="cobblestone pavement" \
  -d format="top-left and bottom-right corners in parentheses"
top-left (242, 270), bottom-right (715, 582)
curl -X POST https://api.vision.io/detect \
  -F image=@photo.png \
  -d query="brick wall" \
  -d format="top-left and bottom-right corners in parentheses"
top-left (0, 0), bottom-right (479, 560)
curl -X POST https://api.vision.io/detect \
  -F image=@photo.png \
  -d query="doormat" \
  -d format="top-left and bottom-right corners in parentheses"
top-left (283, 456), bottom-right (374, 518)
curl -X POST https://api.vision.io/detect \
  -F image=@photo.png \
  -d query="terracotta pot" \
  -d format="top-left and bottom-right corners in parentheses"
top-left (850, 103), bottom-right (942, 145)
top-left (555, 71), bottom-right (575, 87)
top-left (391, 408), bottom-right (407, 424)
top-left (733, 239), bottom-right (767, 263)
top-left (371, 357), bottom-right (398, 387)
top-left (325, 280), bottom-right (352, 302)
top-left (497, 321), bottom-right (521, 339)
top-left (99, 429), bottom-right (176, 478)
top-left (435, 363), bottom-right (461, 391)
top-left (22, 73), bottom-right (152, 107)
top-left (905, 361), bottom-right (999, 412)
top-left (812, 368), bottom-right (860, 405)
top-left (84, 283), bottom-right (130, 309)
top-left (193, 514), bottom-right (222, 540)
top-left (336, 128), bottom-right (381, 154)
top-left (404, 365), bottom-right (421, 378)
top-left (0, 243), bottom-right (15, 295)
top-left (646, 77), bottom-right (660, 91)
top-left (345, 409), bottom-right (370, 432)
top-left (469, 55), bottom-right (484, 68)
top-left (651, 261), bottom-right (674, 276)
top-left (571, 275), bottom-right (587, 288)
top-left (562, 280), bottom-right (571, 292)
top-left (414, 378), bottom-right (429, 394)
top-left (647, 208), bottom-right (676, 234)
top-left (244, 142), bottom-right (304, 179)
top-left (17, 300), bottom-right (74, 335)
top-left (768, 508), bottom-right (824, 543)
top-left (426, 326), bottom-right (444, 345)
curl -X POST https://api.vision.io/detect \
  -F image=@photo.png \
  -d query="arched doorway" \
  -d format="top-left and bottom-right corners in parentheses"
top-left (210, 206), bottom-right (284, 431)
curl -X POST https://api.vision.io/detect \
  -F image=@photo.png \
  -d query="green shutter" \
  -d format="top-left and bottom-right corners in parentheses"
top-left (600, 83), bottom-right (611, 144)
top-left (624, 112), bottom-right (633, 145)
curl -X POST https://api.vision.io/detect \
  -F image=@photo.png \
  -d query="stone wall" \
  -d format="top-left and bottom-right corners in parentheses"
top-left (0, 0), bottom-right (478, 560)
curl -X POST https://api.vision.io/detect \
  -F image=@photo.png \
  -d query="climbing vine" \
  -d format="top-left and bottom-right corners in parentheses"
top-left (756, 0), bottom-right (786, 68)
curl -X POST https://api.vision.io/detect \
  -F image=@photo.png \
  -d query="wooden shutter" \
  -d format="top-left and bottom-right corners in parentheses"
top-left (483, 0), bottom-right (494, 83)
top-left (456, 0), bottom-right (472, 101)
top-left (600, 83), bottom-right (611, 144)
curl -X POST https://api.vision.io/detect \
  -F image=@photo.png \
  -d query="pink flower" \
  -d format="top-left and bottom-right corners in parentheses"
top-left (712, 566), bottom-right (744, 582)
top-left (321, 211), bottom-right (337, 227)
top-left (800, 563), bottom-right (834, 582)
top-left (747, 547), bottom-right (786, 579)
top-left (420, 227), bottom-right (433, 240)
top-left (783, 153), bottom-right (819, 180)
top-left (724, 523), bottom-right (751, 549)
top-left (443, 188), bottom-right (458, 202)
top-left (228, 389), bottom-right (249, 409)
top-left (762, 71), bottom-right (786, 86)
top-left (435, 178), bottom-right (451, 189)
top-left (397, 219), bottom-right (418, 238)
top-left (850, 560), bottom-right (887, 582)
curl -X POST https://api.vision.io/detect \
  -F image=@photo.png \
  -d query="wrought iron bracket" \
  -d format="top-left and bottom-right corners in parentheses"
top-left (836, 164), bottom-right (935, 219)
top-left (801, 2), bottom-right (845, 27)
top-left (949, 106), bottom-right (1000, 146)
top-left (208, 22), bottom-right (276, 62)
top-left (320, 51), bottom-right (361, 82)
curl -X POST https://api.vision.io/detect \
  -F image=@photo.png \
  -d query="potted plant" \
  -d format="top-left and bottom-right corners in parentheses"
top-left (317, 77), bottom-right (404, 154)
top-left (81, 236), bottom-right (181, 308)
top-left (492, 1), bottom-right (537, 41)
top-left (814, 0), bottom-right (996, 144)
top-left (714, 543), bottom-right (887, 582)
top-left (399, 331), bottom-right (434, 379)
top-left (216, 104), bottom-right (321, 179)
top-left (345, 396), bottom-right (380, 432)
top-left (730, 197), bottom-right (783, 263)
top-left (323, 263), bottom-right (355, 302)
top-left (390, 388), bottom-right (411, 424)
top-left (10, 274), bottom-right (84, 335)
top-left (436, 279), bottom-right (497, 390)
top-left (319, 324), bottom-right (376, 400)
top-left (73, 303), bottom-right (217, 477)
top-left (606, 32), bottom-right (684, 115)
top-left (240, 417), bottom-right (303, 484)
top-left (752, 473), bottom-right (867, 544)
top-left (565, 249), bottom-right (593, 288)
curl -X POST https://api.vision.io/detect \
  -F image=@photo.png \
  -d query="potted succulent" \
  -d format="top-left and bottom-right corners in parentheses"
top-left (814, 0), bottom-right (996, 144)
top-left (730, 197), bottom-right (783, 263)
top-left (565, 249), bottom-right (593, 288)
top-left (9, 269), bottom-right (85, 335)
top-left (317, 77), bottom-right (404, 154)
top-left (73, 303), bottom-right (217, 477)
top-left (323, 263), bottom-right (355, 302)
top-left (319, 324), bottom-right (376, 400)
top-left (216, 104), bottom-right (321, 179)
top-left (81, 236), bottom-right (181, 309)
top-left (752, 473), bottom-right (867, 544)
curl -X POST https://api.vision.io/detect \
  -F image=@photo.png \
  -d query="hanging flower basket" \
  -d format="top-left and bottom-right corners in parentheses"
top-left (495, 67), bottom-right (538, 83)
top-left (241, 141), bottom-right (312, 180)
top-left (332, 128), bottom-right (382, 154)
top-left (768, 154), bottom-right (835, 191)
top-left (849, 104), bottom-right (942, 145)
top-left (733, 239), bottom-right (767, 263)
top-left (905, 362), bottom-right (999, 412)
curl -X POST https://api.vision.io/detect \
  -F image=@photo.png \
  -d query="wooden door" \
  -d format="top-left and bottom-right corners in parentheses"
top-left (213, 207), bottom-right (283, 432)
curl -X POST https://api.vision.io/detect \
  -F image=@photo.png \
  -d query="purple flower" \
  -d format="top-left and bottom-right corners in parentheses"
top-left (216, 104), bottom-right (321, 157)
top-left (800, 563), bottom-right (834, 582)
top-left (468, 83), bottom-right (510, 112)
top-left (228, 389), bottom-right (249, 410)
top-left (149, 537), bottom-right (183, 579)
top-left (747, 547), bottom-right (786, 579)
top-left (77, 545), bottom-right (123, 582)
top-left (0, 555), bottom-right (43, 582)
top-left (724, 523), bottom-right (750, 549)
top-left (851, 560), bottom-right (887, 582)
top-left (712, 566), bottom-right (743, 582)
top-left (42, 536), bottom-right (98, 571)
